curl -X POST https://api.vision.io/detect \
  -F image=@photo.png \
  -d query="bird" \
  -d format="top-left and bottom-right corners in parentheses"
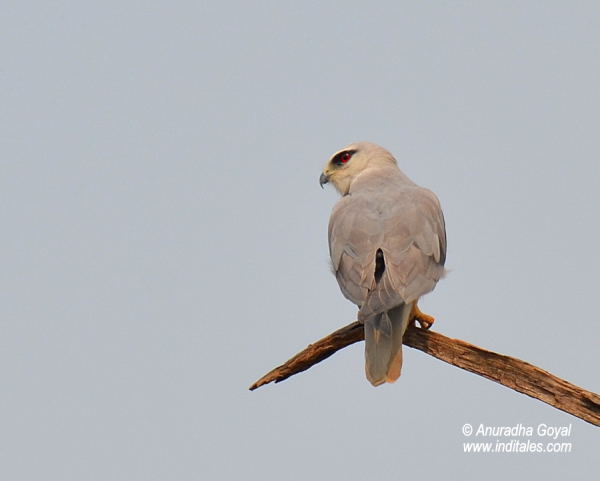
top-left (320, 142), bottom-right (446, 386)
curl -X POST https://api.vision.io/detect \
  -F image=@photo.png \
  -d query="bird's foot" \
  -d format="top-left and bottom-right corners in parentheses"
top-left (411, 303), bottom-right (435, 330)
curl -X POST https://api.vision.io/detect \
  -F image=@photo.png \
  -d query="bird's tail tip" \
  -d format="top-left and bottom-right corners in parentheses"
top-left (364, 303), bottom-right (412, 387)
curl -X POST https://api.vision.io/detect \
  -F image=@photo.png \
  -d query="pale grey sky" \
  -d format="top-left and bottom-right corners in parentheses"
top-left (1, 1), bottom-right (598, 480)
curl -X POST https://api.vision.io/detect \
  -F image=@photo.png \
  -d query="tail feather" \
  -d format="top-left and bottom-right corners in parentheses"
top-left (364, 302), bottom-right (413, 386)
top-left (385, 303), bottom-right (412, 382)
top-left (364, 312), bottom-right (392, 386)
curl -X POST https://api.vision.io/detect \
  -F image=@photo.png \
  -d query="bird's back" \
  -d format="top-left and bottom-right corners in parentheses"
top-left (328, 167), bottom-right (446, 318)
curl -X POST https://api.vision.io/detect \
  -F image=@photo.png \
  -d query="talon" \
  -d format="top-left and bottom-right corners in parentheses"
top-left (410, 302), bottom-right (435, 330)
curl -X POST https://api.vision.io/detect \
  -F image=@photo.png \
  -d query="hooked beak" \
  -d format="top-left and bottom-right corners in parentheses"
top-left (319, 172), bottom-right (329, 188)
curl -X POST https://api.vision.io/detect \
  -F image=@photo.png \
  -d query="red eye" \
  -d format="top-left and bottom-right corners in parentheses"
top-left (332, 150), bottom-right (355, 166)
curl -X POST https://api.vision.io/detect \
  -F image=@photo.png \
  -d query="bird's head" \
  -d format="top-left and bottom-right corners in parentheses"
top-left (319, 141), bottom-right (397, 195)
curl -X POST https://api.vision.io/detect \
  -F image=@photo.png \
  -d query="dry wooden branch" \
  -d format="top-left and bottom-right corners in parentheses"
top-left (250, 322), bottom-right (600, 427)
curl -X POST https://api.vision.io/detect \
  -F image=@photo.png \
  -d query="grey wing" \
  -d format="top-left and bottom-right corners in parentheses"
top-left (328, 195), bottom-right (388, 309)
top-left (330, 187), bottom-right (446, 321)
top-left (371, 187), bottom-right (446, 315)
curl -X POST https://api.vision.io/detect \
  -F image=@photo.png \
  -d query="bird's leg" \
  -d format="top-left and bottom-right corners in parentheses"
top-left (410, 302), bottom-right (435, 330)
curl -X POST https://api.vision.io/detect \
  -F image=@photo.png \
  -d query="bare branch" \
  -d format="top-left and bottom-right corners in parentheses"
top-left (249, 322), bottom-right (600, 427)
